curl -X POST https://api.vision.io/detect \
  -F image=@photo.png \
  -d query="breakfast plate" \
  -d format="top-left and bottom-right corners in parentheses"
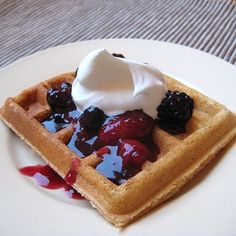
top-left (0, 39), bottom-right (235, 236)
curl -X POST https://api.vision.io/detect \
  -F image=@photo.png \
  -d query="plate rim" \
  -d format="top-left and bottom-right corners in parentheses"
top-left (0, 38), bottom-right (235, 236)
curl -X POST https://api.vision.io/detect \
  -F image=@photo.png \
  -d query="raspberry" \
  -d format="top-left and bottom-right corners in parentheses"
top-left (96, 110), bottom-right (154, 146)
top-left (117, 139), bottom-right (150, 169)
top-left (157, 90), bottom-right (194, 134)
top-left (47, 82), bottom-right (76, 113)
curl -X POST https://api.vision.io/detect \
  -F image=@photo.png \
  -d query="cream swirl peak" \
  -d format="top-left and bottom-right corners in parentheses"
top-left (72, 48), bottom-right (167, 118)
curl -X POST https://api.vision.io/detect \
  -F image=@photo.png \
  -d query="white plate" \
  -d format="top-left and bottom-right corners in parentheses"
top-left (0, 39), bottom-right (235, 236)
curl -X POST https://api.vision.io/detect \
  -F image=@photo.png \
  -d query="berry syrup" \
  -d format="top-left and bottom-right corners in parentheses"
top-left (41, 82), bottom-right (158, 185)
top-left (42, 109), bottom-right (80, 133)
top-left (64, 158), bottom-right (80, 185)
top-left (95, 146), bottom-right (141, 185)
top-left (19, 164), bottom-right (84, 199)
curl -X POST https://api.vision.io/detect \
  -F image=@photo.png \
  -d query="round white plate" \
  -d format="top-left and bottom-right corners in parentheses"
top-left (0, 39), bottom-right (235, 236)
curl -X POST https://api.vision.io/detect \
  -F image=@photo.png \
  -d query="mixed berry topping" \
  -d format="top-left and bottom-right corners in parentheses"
top-left (47, 82), bottom-right (76, 113)
top-left (43, 81), bottom-right (195, 185)
top-left (96, 110), bottom-right (154, 147)
top-left (157, 90), bottom-right (194, 134)
top-left (42, 81), bottom-right (158, 185)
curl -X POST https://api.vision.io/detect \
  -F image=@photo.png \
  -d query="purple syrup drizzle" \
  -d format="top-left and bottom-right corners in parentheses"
top-left (42, 109), bottom-right (80, 133)
top-left (41, 81), bottom-right (158, 185)
top-left (64, 158), bottom-right (80, 185)
top-left (95, 146), bottom-right (141, 185)
top-left (19, 165), bottom-right (84, 200)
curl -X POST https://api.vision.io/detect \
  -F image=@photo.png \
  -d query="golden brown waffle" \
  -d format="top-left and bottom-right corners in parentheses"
top-left (0, 72), bottom-right (236, 227)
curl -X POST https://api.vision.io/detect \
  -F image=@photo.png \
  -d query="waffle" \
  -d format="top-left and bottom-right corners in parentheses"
top-left (0, 72), bottom-right (236, 227)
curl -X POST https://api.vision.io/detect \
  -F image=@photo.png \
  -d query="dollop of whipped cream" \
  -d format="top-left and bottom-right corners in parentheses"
top-left (72, 49), bottom-right (167, 118)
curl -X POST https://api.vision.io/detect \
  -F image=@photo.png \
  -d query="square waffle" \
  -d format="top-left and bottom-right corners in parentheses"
top-left (0, 72), bottom-right (236, 227)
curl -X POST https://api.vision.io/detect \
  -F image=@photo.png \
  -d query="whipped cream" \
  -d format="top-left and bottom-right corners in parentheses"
top-left (72, 49), bottom-right (167, 118)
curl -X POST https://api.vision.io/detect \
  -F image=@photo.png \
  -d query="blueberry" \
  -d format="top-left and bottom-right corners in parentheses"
top-left (47, 82), bottom-right (76, 113)
top-left (79, 106), bottom-right (106, 132)
top-left (54, 114), bottom-right (65, 123)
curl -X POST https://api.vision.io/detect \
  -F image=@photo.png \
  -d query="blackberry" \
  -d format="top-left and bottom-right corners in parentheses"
top-left (112, 53), bottom-right (125, 58)
top-left (54, 114), bottom-right (66, 123)
top-left (47, 82), bottom-right (76, 113)
top-left (75, 140), bottom-right (94, 157)
top-left (79, 106), bottom-right (106, 132)
top-left (157, 90), bottom-right (194, 134)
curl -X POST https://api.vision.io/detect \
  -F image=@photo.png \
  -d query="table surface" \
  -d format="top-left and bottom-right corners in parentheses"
top-left (1, 0), bottom-right (236, 68)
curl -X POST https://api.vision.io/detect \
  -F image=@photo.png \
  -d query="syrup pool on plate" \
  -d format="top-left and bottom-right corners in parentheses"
top-left (19, 164), bottom-right (84, 200)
